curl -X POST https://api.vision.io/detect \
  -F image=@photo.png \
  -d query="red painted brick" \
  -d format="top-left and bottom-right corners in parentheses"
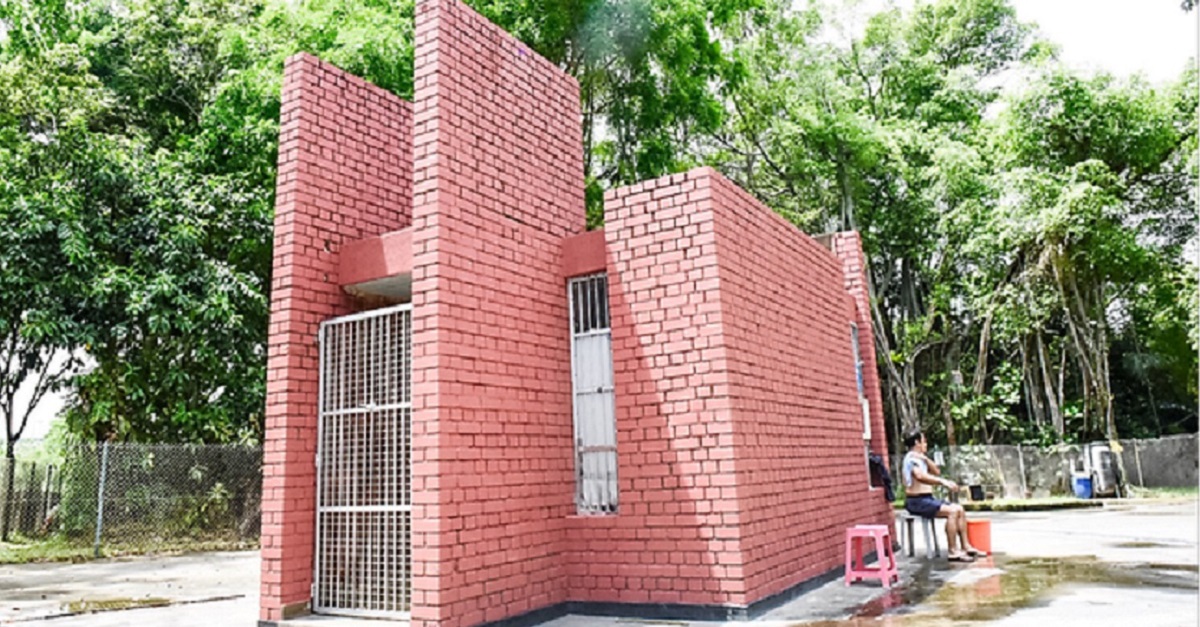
top-left (563, 169), bottom-right (891, 609)
top-left (259, 51), bottom-right (413, 622)
top-left (408, 1), bottom-right (583, 626)
top-left (265, 3), bottom-right (889, 624)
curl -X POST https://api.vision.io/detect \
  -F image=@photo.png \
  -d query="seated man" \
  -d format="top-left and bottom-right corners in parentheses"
top-left (902, 429), bottom-right (984, 561)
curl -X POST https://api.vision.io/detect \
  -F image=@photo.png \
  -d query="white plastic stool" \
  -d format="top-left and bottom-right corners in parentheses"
top-left (898, 511), bottom-right (941, 558)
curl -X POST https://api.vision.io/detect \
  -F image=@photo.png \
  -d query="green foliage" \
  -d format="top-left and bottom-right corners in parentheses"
top-left (950, 362), bottom-right (1022, 438)
top-left (0, 41), bottom-right (103, 449)
top-left (0, 0), bottom-right (1193, 450)
top-left (54, 446), bottom-right (103, 537)
top-left (710, 0), bottom-right (1195, 446)
top-left (0, 0), bottom-right (415, 444)
top-left (471, 0), bottom-right (768, 222)
top-left (178, 481), bottom-right (231, 530)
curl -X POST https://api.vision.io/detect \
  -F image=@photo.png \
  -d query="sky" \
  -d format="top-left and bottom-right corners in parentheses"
top-left (1010, 0), bottom-right (1195, 84)
top-left (13, 0), bottom-right (1200, 444)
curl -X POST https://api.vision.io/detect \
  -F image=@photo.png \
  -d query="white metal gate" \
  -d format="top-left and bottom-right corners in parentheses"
top-left (314, 304), bottom-right (411, 618)
top-left (569, 274), bottom-right (618, 514)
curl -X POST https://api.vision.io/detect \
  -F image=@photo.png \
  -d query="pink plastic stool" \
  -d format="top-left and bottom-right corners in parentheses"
top-left (844, 524), bottom-right (898, 588)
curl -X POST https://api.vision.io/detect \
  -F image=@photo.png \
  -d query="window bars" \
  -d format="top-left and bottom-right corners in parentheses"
top-left (568, 274), bottom-right (618, 514)
top-left (851, 323), bottom-right (871, 440)
top-left (314, 304), bottom-right (412, 618)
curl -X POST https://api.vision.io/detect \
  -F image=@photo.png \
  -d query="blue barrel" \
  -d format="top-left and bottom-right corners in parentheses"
top-left (1072, 475), bottom-right (1093, 499)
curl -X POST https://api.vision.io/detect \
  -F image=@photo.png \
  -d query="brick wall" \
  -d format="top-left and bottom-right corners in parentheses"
top-left (566, 170), bottom-right (747, 608)
top-left (408, 1), bottom-right (585, 626)
top-left (704, 171), bottom-right (893, 604)
top-left (261, 53), bottom-right (412, 621)
top-left (827, 231), bottom-right (889, 468)
top-left (264, 7), bottom-right (893, 622)
top-left (576, 168), bottom-right (892, 611)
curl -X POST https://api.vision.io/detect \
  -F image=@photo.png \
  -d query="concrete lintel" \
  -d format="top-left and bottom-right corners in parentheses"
top-left (561, 229), bottom-right (606, 278)
top-left (339, 227), bottom-right (413, 300)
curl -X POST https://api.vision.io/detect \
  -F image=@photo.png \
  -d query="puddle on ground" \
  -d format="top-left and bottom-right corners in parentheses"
top-left (792, 555), bottom-right (1197, 627)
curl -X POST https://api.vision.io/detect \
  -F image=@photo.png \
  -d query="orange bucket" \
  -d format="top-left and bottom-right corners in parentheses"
top-left (967, 519), bottom-right (992, 554)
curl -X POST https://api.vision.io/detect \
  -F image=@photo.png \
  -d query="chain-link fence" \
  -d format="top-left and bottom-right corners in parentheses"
top-left (0, 442), bottom-right (261, 554)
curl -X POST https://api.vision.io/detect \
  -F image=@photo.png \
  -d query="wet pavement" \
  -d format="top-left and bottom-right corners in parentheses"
top-left (792, 554), bottom-right (1197, 626)
top-left (546, 499), bottom-right (1199, 627)
top-left (0, 499), bottom-right (1194, 625)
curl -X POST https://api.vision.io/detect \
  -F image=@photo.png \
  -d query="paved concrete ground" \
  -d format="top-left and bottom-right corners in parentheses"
top-left (546, 499), bottom-right (1199, 627)
top-left (0, 499), bottom-right (1194, 626)
top-left (0, 551), bottom-right (257, 625)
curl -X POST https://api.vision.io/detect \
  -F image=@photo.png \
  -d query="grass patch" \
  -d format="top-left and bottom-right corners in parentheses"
top-left (0, 535), bottom-right (258, 565)
top-left (0, 536), bottom-right (99, 563)
top-left (892, 495), bottom-right (1103, 512)
top-left (1126, 485), bottom-right (1199, 500)
top-left (890, 486), bottom-right (1198, 512)
top-left (963, 497), bottom-right (1102, 512)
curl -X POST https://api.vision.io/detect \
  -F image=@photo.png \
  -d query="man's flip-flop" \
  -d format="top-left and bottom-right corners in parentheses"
top-left (947, 553), bottom-right (975, 562)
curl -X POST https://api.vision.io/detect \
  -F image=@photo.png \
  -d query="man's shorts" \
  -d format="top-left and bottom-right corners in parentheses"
top-left (905, 494), bottom-right (944, 518)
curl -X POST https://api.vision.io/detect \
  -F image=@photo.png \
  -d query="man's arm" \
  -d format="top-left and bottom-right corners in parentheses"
top-left (912, 465), bottom-right (957, 491)
top-left (923, 453), bottom-right (942, 476)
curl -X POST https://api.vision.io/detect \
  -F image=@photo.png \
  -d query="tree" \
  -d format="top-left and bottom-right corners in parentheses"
top-left (1, 0), bottom-right (1194, 455)
top-left (710, 0), bottom-right (1033, 448)
top-left (0, 0), bottom-right (417, 444)
top-left (470, 0), bottom-right (768, 224)
top-left (4, 0), bottom-right (774, 442)
top-left (709, 0), bottom-right (1195, 451)
top-left (988, 69), bottom-right (1197, 445)
top-left (0, 34), bottom-right (108, 536)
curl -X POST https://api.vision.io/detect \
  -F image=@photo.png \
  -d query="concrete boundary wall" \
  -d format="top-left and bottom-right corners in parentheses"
top-left (1118, 434), bottom-right (1199, 488)
top-left (909, 434), bottom-right (1199, 498)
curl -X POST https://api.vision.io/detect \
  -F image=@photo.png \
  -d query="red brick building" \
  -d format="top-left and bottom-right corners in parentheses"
top-left (259, 0), bottom-right (893, 625)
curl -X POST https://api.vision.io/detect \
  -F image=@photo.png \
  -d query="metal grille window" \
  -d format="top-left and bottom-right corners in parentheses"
top-left (851, 323), bottom-right (875, 487)
top-left (851, 325), bottom-right (865, 399)
top-left (851, 324), bottom-right (870, 440)
top-left (314, 304), bottom-right (411, 618)
top-left (569, 274), bottom-right (618, 514)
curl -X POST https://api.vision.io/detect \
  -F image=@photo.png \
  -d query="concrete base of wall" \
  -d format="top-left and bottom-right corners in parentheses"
top-left (258, 599), bottom-right (312, 626)
top-left (260, 547), bottom-right (901, 627)
top-left (479, 554), bottom-right (888, 627)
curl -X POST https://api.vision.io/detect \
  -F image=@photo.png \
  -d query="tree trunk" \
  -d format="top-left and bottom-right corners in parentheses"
top-left (945, 341), bottom-right (960, 448)
top-left (1130, 326), bottom-right (1162, 436)
top-left (1051, 252), bottom-right (1100, 438)
top-left (836, 151), bottom-right (856, 232)
top-left (972, 310), bottom-right (994, 441)
top-left (1036, 333), bottom-right (1064, 439)
top-left (1092, 283), bottom-right (1128, 497)
top-left (1021, 337), bottom-right (1047, 428)
top-left (1057, 347), bottom-right (1067, 423)
top-left (867, 277), bottom-right (918, 430)
top-left (1052, 251), bottom-right (1127, 494)
top-left (1, 439), bottom-right (14, 541)
top-left (900, 258), bottom-right (922, 321)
